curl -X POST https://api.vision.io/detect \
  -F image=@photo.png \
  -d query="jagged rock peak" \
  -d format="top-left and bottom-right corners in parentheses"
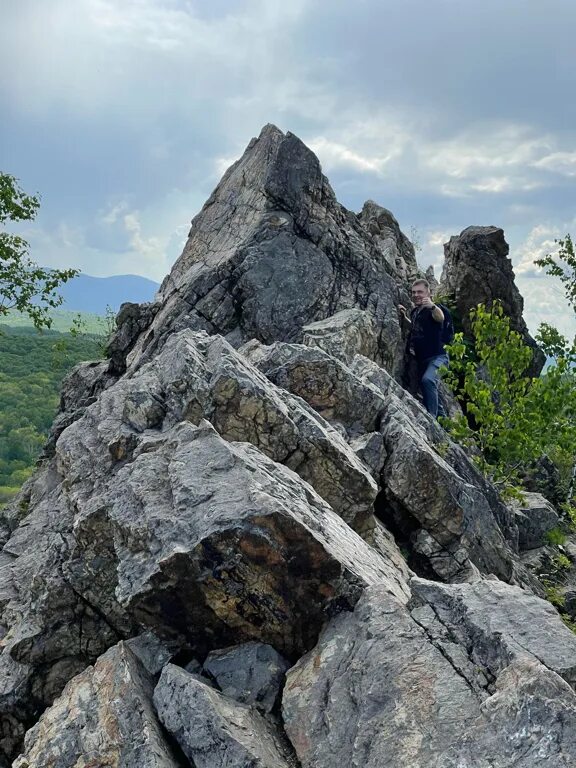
top-left (358, 199), bottom-right (419, 280)
top-left (439, 225), bottom-right (545, 375)
top-left (116, 124), bottom-right (415, 376)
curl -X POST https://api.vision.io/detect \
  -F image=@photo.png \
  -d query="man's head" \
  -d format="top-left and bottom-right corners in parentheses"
top-left (411, 279), bottom-right (431, 305)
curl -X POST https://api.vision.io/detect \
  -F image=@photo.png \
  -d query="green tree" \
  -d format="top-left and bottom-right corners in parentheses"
top-left (535, 234), bottom-right (576, 314)
top-left (534, 236), bottom-right (576, 500)
top-left (0, 173), bottom-right (78, 330)
top-left (441, 302), bottom-right (576, 495)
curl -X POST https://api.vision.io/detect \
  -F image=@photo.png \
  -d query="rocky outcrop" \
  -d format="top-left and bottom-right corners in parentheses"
top-left (357, 200), bottom-right (419, 281)
top-left (513, 492), bottom-right (561, 551)
top-left (109, 125), bottom-right (411, 377)
top-left (245, 339), bottom-right (531, 585)
top-left (107, 300), bottom-right (159, 374)
top-left (439, 226), bottom-right (545, 375)
top-left (1, 125), bottom-right (572, 766)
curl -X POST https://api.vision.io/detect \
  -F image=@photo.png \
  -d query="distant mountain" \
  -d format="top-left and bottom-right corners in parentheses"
top-left (57, 273), bottom-right (160, 314)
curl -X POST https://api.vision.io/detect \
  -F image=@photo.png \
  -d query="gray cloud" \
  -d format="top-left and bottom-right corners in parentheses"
top-left (1, 0), bottom-right (574, 337)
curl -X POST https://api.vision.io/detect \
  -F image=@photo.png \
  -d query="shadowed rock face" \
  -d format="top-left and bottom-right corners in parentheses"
top-left (111, 124), bottom-right (411, 377)
top-left (440, 226), bottom-right (545, 375)
top-left (0, 125), bottom-right (568, 768)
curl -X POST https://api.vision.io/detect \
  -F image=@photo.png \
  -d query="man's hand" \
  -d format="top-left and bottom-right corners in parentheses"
top-left (397, 304), bottom-right (412, 328)
top-left (425, 299), bottom-right (445, 323)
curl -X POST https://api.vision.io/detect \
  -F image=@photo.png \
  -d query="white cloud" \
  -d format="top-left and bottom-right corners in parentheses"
top-left (307, 137), bottom-right (394, 175)
top-left (122, 211), bottom-right (164, 271)
top-left (100, 201), bottom-right (129, 224)
top-left (0, 0), bottom-right (313, 120)
top-left (513, 223), bottom-right (561, 277)
top-left (533, 152), bottom-right (576, 177)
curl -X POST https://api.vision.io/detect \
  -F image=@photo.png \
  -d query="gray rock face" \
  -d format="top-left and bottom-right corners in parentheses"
top-left (44, 358), bottom-right (116, 457)
top-left (283, 581), bottom-right (576, 768)
top-left (0, 328), bottom-right (411, 763)
top-left (13, 643), bottom-right (179, 768)
top-left (357, 200), bottom-right (419, 281)
top-left (247, 340), bottom-right (531, 585)
top-left (513, 492), bottom-right (561, 551)
top-left (1, 124), bottom-right (571, 766)
top-left (60, 417), bottom-right (402, 658)
top-left (0, 480), bottom-right (120, 761)
top-left (439, 226), bottom-right (545, 375)
top-left (58, 328), bottom-right (379, 532)
top-left (119, 125), bottom-right (410, 376)
top-left (154, 664), bottom-right (296, 767)
top-left (203, 642), bottom-right (290, 714)
top-left (126, 630), bottom-right (177, 676)
top-left (147, 330), bottom-right (378, 530)
top-left (410, 577), bottom-right (576, 686)
top-left (107, 300), bottom-right (159, 374)
top-left (302, 309), bottom-right (379, 365)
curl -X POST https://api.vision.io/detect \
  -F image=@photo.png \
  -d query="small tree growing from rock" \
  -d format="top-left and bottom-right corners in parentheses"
top-left (441, 302), bottom-right (576, 497)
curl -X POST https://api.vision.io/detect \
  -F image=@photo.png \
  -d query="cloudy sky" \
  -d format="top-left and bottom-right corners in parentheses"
top-left (2, 0), bottom-right (575, 336)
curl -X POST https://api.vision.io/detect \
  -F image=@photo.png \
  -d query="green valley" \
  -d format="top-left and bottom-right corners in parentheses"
top-left (0, 323), bottom-right (104, 505)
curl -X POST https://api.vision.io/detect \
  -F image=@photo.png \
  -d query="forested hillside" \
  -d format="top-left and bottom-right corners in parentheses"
top-left (0, 325), bottom-right (103, 503)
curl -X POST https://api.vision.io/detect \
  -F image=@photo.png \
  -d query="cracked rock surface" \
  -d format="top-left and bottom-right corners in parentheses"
top-left (1, 124), bottom-right (574, 767)
top-left (283, 583), bottom-right (576, 768)
top-left (13, 642), bottom-right (180, 768)
top-left (246, 339), bottom-right (533, 586)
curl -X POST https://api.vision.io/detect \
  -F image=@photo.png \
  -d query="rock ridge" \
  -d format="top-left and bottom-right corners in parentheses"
top-left (0, 124), bottom-right (568, 768)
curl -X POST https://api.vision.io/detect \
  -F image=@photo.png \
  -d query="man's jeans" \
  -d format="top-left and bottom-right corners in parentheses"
top-left (418, 354), bottom-right (449, 417)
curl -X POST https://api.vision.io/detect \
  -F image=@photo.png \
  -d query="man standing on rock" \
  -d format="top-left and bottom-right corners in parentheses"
top-left (398, 279), bottom-right (451, 418)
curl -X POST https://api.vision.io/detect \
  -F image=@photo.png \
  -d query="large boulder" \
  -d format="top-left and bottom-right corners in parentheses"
top-left (439, 226), bottom-right (545, 375)
top-left (512, 492), bottom-right (561, 551)
top-left (13, 643), bottom-right (180, 768)
top-left (154, 664), bottom-right (296, 768)
top-left (60, 418), bottom-right (401, 659)
top-left (282, 581), bottom-right (576, 768)
top-left (111, 125), bottom-right (411, 376)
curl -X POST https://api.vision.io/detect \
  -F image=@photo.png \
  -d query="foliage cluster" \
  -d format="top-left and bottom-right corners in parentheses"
top-left (1, 173), bottom-right (78, 330)
top-left (440, 302), bottom-right (576, 496)
top-left (535, 234), bottom-right (576, 315)
top-left (0, 326), bottom-right (102, 503)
